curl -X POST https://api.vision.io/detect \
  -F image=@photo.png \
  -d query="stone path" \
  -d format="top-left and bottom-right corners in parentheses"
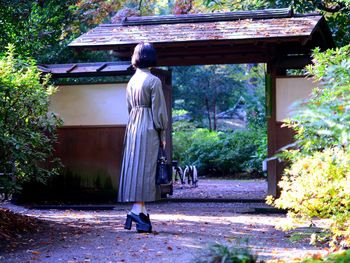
top-left (169, 179), bottom-right (267, 200)
top-left (0, 200), bottom-right (326, 263)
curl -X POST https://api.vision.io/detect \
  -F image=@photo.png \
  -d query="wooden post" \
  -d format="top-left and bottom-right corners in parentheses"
top-left (266, 61), bottom-right (287, 197)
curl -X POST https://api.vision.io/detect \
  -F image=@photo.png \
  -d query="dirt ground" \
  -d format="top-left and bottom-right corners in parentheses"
top-left (0, 180), bottom-right (327, 263)
top-left (170, 178), bottom-right (267, 200)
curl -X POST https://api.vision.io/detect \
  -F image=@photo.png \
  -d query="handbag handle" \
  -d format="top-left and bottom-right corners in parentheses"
top-left (158, 146), bottom-right (167, 161)
top-left (159, 146), bottom-right (167, 159)
top-left (158, 130), bottom-right (166, 149)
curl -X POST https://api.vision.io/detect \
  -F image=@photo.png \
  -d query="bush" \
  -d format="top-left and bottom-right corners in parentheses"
top-left (301, 249), bottom-right (350, 263)
top-left (268, 148), bottom-right (350, 246)
top-left (0, 45), bottom-right (62, 198)
top-left (284, 45), bottom-right (350, 154)
top-left (196, 242), bottom-right (260, 263)
top-left (268, 45), bottom-right (350, 247)
top-left (172, 125), bottom-right (267, 176)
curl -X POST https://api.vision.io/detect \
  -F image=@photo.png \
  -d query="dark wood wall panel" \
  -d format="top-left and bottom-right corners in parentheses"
top-left (20, 125), bottom-right (126, 203)
top-left (56, 125), bottom-right (125, 201)
top-left (274, 122), bottom-right (295, 196)
top-left (275, 122), bottom-right (294, 150)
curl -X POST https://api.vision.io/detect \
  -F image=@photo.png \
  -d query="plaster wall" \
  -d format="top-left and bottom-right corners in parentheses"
top-left (276, 77), bottom-right (317, 122)
top-left (49, 83), bottom-right (128, 126)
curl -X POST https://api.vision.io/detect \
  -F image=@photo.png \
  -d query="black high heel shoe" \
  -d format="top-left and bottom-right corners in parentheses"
top-left (124, 212), bottom-right (152, 233)
top-left (138, 213), bottom-right (152, 233)
top-left (140, 213), bottom-right (150, 224)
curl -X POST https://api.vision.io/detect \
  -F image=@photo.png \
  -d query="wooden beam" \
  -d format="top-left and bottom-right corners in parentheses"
top-left (157, 54), bottom-right (269, 66)
top-left (66, 64), bottom-right (78, 73)
top-left (120, 8), bottom-right (292, 26)
top-left (96, 63), bottom-right (108, 72)
top-left (274, 55), bottom-right (312, 69)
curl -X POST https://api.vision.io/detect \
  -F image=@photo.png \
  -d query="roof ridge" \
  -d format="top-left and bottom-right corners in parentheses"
top-left (112, 8), bottom-right (293, 26)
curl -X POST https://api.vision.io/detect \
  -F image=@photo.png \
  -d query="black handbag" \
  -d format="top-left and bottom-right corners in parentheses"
top-left (156, 147), bottom-right (172, 185)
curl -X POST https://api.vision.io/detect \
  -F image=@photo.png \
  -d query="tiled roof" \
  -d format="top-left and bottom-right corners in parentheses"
top-left (69, 9), bottom-right (323, 49)
top-left (39, 62), bottom-right (132, 78)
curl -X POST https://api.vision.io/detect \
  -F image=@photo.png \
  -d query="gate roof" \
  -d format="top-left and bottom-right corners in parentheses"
top-left (69, 8), bottom-right (333, 66)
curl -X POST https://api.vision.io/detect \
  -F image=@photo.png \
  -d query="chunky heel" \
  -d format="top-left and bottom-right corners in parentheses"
top-left (124, 215), bottom-right (132, 230)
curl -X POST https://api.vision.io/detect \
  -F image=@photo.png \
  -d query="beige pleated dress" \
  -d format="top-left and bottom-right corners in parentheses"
top-left (118, 68), bottom-right (168, 202)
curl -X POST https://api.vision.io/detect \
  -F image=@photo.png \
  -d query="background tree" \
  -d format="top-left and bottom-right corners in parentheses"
top-left (0, 0), bottom-right (79, 63)
top-left (173, 65), bottom-right (246, 130)
top-left (0, 0), bottom-right (171, 64)
top-left (173, 64), bottom-right (265, 131)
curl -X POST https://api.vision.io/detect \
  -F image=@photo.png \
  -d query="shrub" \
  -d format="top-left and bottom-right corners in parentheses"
top-left (284, 45), bottom-right (350, 154)
top-left (172, 125), bottom-right (267, 176)
top-left (301, 249), bottom-right (350, 263)
top-left (0, 45), bottom-right (62, 198)
top-left (269, 148), bottom-right (350, 246)
top-left (196, 242), bottom-right (260, 263)
top-left (268, 45), bottom-right (350, 247)
top-left (172, 116), bottom-right (197, 164)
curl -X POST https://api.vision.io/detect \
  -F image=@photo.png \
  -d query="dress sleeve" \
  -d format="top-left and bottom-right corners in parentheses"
top-left (151, 77), bottom-right (168, 142)
top-left (126, 82), bottom-right (132, 114)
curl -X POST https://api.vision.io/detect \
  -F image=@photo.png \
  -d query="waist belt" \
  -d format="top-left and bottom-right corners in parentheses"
top-left (132, 105), bottom-right (150, 109)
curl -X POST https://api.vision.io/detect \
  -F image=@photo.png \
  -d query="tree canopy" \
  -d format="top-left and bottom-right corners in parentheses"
top-left (0, 0), bottom-right (348, 64)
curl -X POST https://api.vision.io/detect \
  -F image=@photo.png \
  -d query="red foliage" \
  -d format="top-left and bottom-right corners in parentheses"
top-left (173, 0), bottom-right (193, 15)
top-left (0, 208), bottom-right (42, 242)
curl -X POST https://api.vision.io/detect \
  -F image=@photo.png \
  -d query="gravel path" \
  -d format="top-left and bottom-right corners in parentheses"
top-left (170, 179), bottom-right (267, 200)
top-left (0, 200), bottom-right (326, 263)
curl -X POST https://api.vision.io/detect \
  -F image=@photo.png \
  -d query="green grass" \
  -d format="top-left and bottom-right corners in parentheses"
top-left (197, 242), bottom-right (262, 263)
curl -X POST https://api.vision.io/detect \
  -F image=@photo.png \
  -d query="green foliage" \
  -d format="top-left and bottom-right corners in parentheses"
top-left (243, 64), bottom-right (267, 129)
top-left (284, 45), bottom-right (350, 155)
top-left (196, 242), bottom-right (261, 263)
top-left (0, 0), bottom-right (79, 63)
top-left (0, 45), bottom-right (62, 197)
top-left (268, 44), bottom-right (350, 247)
top-left (201, 0), bottom-right (269, 12)
top-left (301, 249), bottom-right (350, 263)
top-left (172, 64), bottom-right (266, 131)
top-left (172, 65), bottom-right (245, 130)
top-left (172, 125), bottom-right (267, 176)
top-left (270, 148), bottom-right (350, 246)
top-left (0, 0), bottom-right (140, 63)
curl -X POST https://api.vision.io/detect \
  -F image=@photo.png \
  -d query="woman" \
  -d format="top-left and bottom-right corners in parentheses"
top-left (118, 42), bottom-right (168, 233)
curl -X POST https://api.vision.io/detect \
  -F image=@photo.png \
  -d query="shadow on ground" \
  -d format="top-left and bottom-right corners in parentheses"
top-left (0, 202), bottom-right (326, 263)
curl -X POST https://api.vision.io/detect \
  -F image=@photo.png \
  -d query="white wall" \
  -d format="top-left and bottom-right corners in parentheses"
top-left (276, 77), bottom-right (317, 122)
top-left (49, 83), bottom-right (128, 126)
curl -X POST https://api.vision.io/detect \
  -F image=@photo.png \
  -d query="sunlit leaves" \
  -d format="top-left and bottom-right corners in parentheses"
top-left (288, 45), bottom-right (350, 153)
top-left (0, 45), bottom-right (62, 197)
top-left (271, 148), bottom-right (350, 247)
top-left (269, 44), bottom-right (350, 247)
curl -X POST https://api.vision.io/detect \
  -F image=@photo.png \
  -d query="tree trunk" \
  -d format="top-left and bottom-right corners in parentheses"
top-left (139, 0), bottom-right (143, 15)
top-left (246, 64), bottom-right (258, 97)
top-left (205, 97), bottom-right (212, 131)
top-left (213, 96), bottom-right (217, 131)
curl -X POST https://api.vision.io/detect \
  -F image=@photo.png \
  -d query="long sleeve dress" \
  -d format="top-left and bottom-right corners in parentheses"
top-left (118, 68), bottom-right (168, 202)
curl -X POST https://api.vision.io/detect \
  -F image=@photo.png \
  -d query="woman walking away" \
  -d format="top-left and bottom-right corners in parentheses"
top-left (118, 42), bottom-right (168, 233)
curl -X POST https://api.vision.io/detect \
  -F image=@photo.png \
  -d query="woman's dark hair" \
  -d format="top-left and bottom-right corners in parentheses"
top-left (131, 42), bottom-right (157, 68)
